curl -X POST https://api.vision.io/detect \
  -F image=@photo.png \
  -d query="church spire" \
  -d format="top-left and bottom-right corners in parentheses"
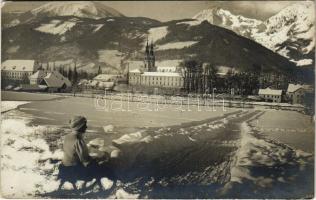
top-left (145, 37), bottom-right (149, 54)
top-left (150, 40), bottom-right (154, 55)
top-left (144, 37), bottom-right (156, 72)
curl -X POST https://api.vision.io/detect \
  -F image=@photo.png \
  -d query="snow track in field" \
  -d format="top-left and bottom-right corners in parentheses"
top-left (222, 111), bottom-right (314, 198)
top-left (1, 107), bottom-right (313, 198)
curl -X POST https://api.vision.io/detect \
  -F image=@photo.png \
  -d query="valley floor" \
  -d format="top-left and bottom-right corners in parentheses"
top-left (0, 93), bottom-right (314, 198)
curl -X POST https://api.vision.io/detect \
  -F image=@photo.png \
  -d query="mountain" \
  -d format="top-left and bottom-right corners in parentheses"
top-left (253, 2), bottom-right (314, 66)
top-left (2, 11), bottom-right (297, 78)
top-left (193, 7), bottom-right (265, 39)
top-left (154, 21), bottom-right (296, 74)
top-left (2, 2), bottom-right (124, 27)
top-left (192, 2), bottom-right (315, 67)
top-left (1, 15), bottom-right (161, 73)
top-left (30, 2), bottom-right (124, 19)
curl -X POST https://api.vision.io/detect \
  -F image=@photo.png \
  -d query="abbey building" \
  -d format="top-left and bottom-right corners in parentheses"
top-left (128, 40), bottom-right (183, 89)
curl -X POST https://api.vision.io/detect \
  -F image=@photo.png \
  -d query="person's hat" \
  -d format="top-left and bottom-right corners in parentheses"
top-left (69, 116), bottom-right (87, 131)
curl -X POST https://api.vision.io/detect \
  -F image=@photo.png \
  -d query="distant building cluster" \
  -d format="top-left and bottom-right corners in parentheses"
top-left (258, 84), bottom-right (313, 104)
top-left (78, 74), bottom-right (126, 91)
top-left (128, 41), bottom-right (183, 89)
top-left (1, 59), bottom-right (71, 92)
top-left (1, 52), bottom-right (313, 107)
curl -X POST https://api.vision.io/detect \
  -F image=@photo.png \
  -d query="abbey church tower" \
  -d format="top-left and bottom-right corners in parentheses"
top-left (144, 39), bottom-right (156, 72)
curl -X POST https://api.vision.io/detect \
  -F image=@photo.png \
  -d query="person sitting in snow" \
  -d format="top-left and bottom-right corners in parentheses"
top-left (57, 116), bottom-right (114, 191)
top-left (62, 116), bottom-right (91, 167)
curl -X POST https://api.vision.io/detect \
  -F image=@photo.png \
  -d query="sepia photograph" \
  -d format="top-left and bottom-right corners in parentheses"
top-left (1, 0), bottom-right (315, 198)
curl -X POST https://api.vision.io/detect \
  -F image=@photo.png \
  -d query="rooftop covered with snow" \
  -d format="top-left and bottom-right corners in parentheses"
top-left (142, 72), bottom-right (182, 77)
top-left (40, 71), bottom-right (71, 88)
top-left (2, 60), bottom-right (37, 72)
top-left (259, 87), bottom-right (282, 96)
top-left (287, 84), bottom-right (304, 93)
top-left (129, 69), bottom-right (141, 73)
top-left (29, 70), bottom-right (47, 79)
top-left (93, 74), bottom-right (122, 82)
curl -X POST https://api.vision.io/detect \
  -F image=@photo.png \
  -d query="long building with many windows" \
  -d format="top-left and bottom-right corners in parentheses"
top-left (1, 60), bottom-right (39, 81)
top-left (128, 41), bottom-right (183, 89)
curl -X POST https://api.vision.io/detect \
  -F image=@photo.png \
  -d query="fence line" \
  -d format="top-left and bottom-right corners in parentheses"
top-left (55, 92), bottom-right (305, 111)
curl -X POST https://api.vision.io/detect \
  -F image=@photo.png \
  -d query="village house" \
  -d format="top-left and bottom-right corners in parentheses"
top-left (29, 69), bottom-right (47, 85)
top-left (258, 87), bottom-right (283, 103)
top-left (1, 60), bottom-right (39, 81)
top-left (286, 84), bottom-right (309, 104)
top-left (29, 69), bottom-right (72, 92)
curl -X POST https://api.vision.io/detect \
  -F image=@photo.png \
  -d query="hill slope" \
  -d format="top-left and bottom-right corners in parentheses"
top-left (2, 15), bottom-right (297, 76)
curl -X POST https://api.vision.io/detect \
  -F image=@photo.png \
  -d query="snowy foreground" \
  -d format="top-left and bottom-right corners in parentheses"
top-left (0, 101), bottom-right (314, 198)
top-left (1, 101), bottom-right (29, 113)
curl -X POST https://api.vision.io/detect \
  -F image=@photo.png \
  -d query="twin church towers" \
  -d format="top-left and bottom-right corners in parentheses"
top-left (144, 39), bottom-right (156, 72)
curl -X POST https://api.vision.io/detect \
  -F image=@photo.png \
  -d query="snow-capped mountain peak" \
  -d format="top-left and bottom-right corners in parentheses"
top-left (252, 2), bottom-right (315, 65)
top-left (193, 7), bottom-right (262, 25)
top-left (193, 7), bottom-right (264, 38)
top-left (192, 2), bottom-right (315, 66)
top-left (31, 2), bottom-right (124, 19)
top-left (265, 2), bottom-right (314, 33)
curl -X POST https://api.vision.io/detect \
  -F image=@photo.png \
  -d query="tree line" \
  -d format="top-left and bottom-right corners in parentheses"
top-left (181, 59), bottom-right (291, 96)
top-left (42, 62), bottom-right (103, 86)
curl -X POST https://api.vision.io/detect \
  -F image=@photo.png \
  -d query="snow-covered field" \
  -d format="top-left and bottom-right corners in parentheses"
top-left (35, 19), bottom-right (77, 35)
top-left (98, 50), bottom-right (123, 68)
top-left (147, 26), bottom-right (168, 44)
top-left (250, 110), bottom-right (314, 153)
top-left (157, 41), bottom-right (198, 50)
top-left (93, 24), bottom-right (104, 33)
top-left (0, 103), bottom-right (136, 198)
top-left (1, 98), bottom-right (313, 198)
top-left (222, 112), bottom-right (313, 198)
top-left (176, 20), bottom-right (200, 26)
top-left (1, 114), bottom-right (62, 197)
top-left (1, 101), bottom-right (29, 113)
top-left (1, 102), bottom-right (58, 197)
top-left (294, 59), bottom-right (314, 66)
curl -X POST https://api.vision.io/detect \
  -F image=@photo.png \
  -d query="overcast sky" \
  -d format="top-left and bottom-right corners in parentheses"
top-left (2, 1), bottom-right (308, 21)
